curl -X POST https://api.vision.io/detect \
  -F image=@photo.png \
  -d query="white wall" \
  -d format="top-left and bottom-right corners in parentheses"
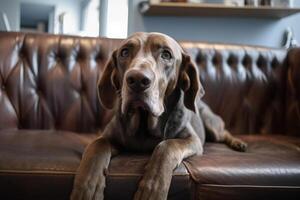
top-left (128, 0), bottom-right (300, 48)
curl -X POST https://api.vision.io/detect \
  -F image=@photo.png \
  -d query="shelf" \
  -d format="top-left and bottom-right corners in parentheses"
top-left (139, 2), bottom-right (300, 19)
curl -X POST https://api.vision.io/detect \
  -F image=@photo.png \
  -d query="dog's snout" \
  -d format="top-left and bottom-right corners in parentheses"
top-left (126, 70), bottom-right (153, 92)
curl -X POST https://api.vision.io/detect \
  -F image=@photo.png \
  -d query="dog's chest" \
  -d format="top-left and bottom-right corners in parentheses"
top-left (116, 111), bottom-right (163, 151)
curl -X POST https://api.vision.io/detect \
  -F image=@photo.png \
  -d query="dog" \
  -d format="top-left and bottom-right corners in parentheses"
top-left (71, 32), bottom-right (247, 200)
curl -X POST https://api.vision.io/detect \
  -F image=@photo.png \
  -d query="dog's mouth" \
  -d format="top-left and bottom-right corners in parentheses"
top-left (121, 92), bottom-right (163, 117)
top-left (124, 98), bottom-right (151, 114)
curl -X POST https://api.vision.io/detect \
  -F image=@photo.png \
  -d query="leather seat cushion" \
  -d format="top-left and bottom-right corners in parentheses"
top-left (0, 130), bottom-right (95, 200)
top-left (0, 130), bottom-right (191, 200)
top-left (184, 135), bottom-right (300, 200)
top-left (184, 135), bottom-right (300, 186)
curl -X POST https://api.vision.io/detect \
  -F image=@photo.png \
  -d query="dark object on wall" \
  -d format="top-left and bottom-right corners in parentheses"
top-left (0, 12), bottom-right (11, 31)
top-left (140, 1), bottom-right (300, 18)
top-left (283, 27), bottom-right (299, 48)
top-left (245, 0), bottom-right (258, 6)
top-left (20, 2), bottom-right (55, 33)
top-left (260, 0), bottom-right (272, 6)
top-left (161, 0), bottom-right (188, 2)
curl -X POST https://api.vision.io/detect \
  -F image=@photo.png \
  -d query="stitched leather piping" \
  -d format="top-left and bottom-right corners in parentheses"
top-left (106, 173), bottom-right (189, 177)
top-left (0, 170), bottom-right (189, 176)
top-left (0, 169), bottom-right (75, 175)
top-left (198, 184), bottom-right (300, 189)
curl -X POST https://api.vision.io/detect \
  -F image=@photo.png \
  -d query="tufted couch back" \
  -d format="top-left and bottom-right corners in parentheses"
top-left (0, 32), bottom-right (119, 132)
top-left (0, 32), bottom-right (299, 135)
top-left (182, 42), bottom-right (288, 135)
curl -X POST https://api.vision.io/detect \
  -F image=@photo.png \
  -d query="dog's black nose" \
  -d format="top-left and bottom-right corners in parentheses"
top-left (126, 70), bottom-right (152, 92)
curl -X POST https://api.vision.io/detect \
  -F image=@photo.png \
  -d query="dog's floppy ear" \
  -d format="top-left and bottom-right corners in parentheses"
top-left (179, 53), bottom-right (205, 112)
top-left (98, 50), bottom-right (120, 109)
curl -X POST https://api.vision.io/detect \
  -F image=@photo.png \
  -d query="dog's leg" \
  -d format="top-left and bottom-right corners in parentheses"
top-left (134, 125), bottom-right (202, 200)
top-left (222, 129), bottom-right (247, 151)
top-left (71, 137), bottom-right (118, 200)
top-left (198, 100), bottom-right (247, 152)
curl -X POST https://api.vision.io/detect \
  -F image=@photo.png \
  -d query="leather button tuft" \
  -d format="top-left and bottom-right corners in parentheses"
top-left (19, 52), bottom-right (24, 58)
top-left (36, 87), bottom-right (43, 96)
top-left (1, 85), bottom-right (5, 90)
top-left (96, 53), bottom-right (103, 61)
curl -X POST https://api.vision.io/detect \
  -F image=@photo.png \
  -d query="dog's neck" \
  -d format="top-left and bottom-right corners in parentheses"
top-left (116, 87), bottom-right (186, 139)
top-left (164, 87), bottom-right (182, 113)
top-left (161, 88), bottom-right (191, 139)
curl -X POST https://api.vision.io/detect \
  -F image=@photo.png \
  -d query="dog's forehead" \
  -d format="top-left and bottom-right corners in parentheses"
top-left (148, 33), bottom-right (182, 52)
top-left (125, 32), bottom-right (148, 43)
top-left (122, 32), bottom-right (182, 56)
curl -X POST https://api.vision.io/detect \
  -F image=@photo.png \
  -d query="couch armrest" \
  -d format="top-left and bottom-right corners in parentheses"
top-left (285, 48), bottom-right (300, 135)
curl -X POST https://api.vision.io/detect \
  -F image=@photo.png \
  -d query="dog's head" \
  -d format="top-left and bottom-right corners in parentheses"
top-left (98, 32), bottom-right (204, 117)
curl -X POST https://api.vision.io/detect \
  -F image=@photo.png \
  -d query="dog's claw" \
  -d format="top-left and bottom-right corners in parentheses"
top-left (71, 176), bottom-right (105, 200)
top-left (230, 138), bottom-right (247, 152)
top-left (71, 186), bottom-right (93, 200)
top-left (134, 174), bottom-right (169, 200)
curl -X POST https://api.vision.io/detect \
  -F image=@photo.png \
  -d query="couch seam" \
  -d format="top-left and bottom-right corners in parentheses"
top-left (199, 184), bottom-right (300, 189)
top-left (0, 169), bottom-right (75, 175)
top-left (0, 170), bottom-right (189, 177)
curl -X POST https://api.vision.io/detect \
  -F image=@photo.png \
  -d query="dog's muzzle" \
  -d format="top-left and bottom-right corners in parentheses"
top-left (122, 68), bottom-right (163, 117)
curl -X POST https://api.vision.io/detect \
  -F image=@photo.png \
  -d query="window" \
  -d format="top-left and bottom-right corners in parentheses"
top-left (81, 0), bottom-right (100, 36)
top-left (106, 0), bottom-right (128, 38)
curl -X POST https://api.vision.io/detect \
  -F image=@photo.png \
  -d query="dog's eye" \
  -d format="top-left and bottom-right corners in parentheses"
top-left (161, 50), bottom-right (172, 60)
top-left (120, 48), bottom-right (129, 58)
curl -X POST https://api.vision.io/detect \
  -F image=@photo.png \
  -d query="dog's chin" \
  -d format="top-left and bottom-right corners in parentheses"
top-left (122, 99), bottom-right (163, 117)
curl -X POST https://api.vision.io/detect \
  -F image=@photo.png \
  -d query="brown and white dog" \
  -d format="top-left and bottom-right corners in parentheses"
top-left (71, 32), bottom-right (247, 200)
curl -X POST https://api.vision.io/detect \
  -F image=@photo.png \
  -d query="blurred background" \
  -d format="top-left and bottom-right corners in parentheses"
top-left (0, 0), bottom-right (299, 48)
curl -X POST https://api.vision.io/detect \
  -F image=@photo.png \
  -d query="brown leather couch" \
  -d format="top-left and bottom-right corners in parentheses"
top-left (0, 32), bottom-right (299, 200)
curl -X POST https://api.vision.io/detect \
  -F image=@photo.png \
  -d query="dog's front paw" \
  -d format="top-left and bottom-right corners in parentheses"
top-left (134, 175), bottom-right (170, 200)
top-left (71, 185), bottom-right (94, 200)
top-left (229, 138), bottom-right (247, 152)
top-left (71, 175), bottom-right (105, 200)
